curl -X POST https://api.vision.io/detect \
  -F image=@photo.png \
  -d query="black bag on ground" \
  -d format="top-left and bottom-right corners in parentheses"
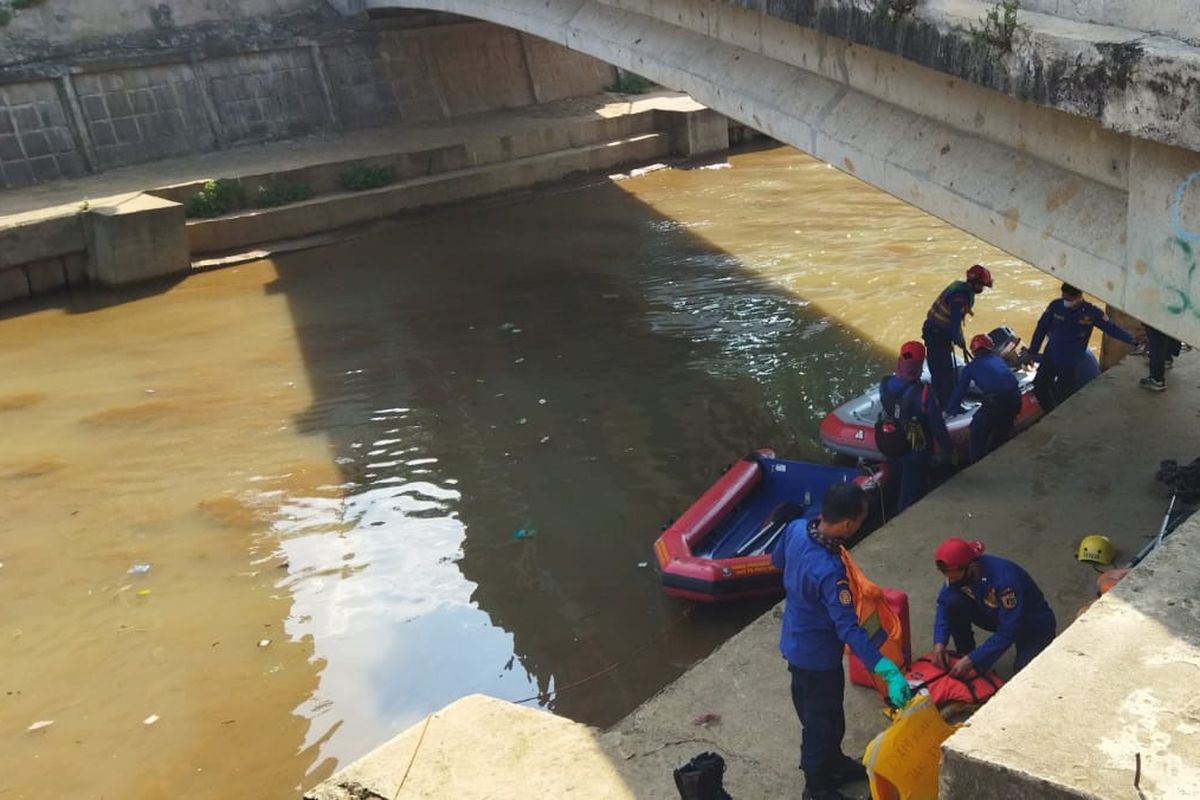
top-left (673, 751), bottom-right (733, 800)
top-left (875, 380), bottom-right (926, 458)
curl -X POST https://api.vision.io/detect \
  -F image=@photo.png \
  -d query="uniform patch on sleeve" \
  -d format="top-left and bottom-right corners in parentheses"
top-left (1001, 588), bottom-right (1017, 609)
top-left (838, 589), bottom-right (853, 606)
top-left (984, 588), bottom-right (998, 608)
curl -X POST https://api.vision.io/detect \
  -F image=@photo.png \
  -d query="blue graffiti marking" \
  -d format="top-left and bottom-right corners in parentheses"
top-left (1171, 170), bottom-right (1200, 243)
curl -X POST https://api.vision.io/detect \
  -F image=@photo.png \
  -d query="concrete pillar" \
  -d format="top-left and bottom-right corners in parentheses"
top-left (308, 43), bottom-right (344, 130)
top-left (1100, 305), bottom-right (1141, 370)
top-left (56, 74), bottom-right (98, 173)
top-left (663, 108), bottom-right (729, 158)
top-left (83, 194), bottom-right (191, 286)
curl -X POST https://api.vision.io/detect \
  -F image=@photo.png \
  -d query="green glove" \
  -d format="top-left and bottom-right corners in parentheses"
top-left (873, 657), bottom-right (913, 708)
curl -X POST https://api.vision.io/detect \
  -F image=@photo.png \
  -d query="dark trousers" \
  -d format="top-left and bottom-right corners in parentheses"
top-left (789, 665), bottom-right (846, 789)
top-left (941, 592), bottom-right (1057, 674)
top-left (891, 448), bottom-right (932, 513)
top-left (1032, 359), bottom-right (1078, 412)
top-left (969, 391), bottom-right (1020, 464)
top-left (923, 329), bottom-right (956, 408)
top-left (1146, 326), bottom-right (1182, 383)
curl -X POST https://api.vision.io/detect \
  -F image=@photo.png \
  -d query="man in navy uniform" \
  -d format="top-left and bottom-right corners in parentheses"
top-left (946, 332), bottom-right (1021, 464)
top-left (930, 537), bottom-right (1057, 679)
top-left (923, 264), bottom-right (993, 407)
top-left (1028, 282), bottom-right (1136, 411)
top-left (772, 483), bottom-right (911, 800)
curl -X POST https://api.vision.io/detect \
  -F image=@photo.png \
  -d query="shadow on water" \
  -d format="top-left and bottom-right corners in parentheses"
top-left (266, 167), bottom-right (900, 745)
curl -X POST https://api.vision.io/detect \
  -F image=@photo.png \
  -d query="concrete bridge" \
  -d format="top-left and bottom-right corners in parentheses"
top-left (369, 0), bottom-right (1200, 346)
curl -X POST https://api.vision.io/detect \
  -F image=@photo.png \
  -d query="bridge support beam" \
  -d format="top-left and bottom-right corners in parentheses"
top-left (367, 0), bottom-right (1200, 345)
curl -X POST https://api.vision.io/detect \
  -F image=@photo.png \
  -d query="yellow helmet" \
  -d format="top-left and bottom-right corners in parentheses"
top-left (1077, 534), bottom-right (1115, 566)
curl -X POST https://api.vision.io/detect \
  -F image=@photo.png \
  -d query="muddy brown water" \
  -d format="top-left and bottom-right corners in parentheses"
top-left (0, 145), bottom-right (1068, 798)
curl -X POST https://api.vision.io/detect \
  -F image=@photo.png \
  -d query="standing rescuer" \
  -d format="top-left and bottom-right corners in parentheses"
top-left (923, 264), bottom-right (993, 408)
top-left (945, 333), bottom-right (1021, 464)
top-left (1028, 282), bottom-right (1136, 411)
top-left (772, 483), bottom-right (911, 800)
top-left (880, 341), bottom-right (953, 513)
top-left (931, 538), bottom-right (1057, 679)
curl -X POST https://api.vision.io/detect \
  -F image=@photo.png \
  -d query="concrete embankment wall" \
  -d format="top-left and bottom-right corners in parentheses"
top-left (0, 10), bottom-right (614, 190)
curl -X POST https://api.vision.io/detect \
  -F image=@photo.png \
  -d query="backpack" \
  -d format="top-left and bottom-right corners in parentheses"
top-left (875, 380), bottom-right (927, 458)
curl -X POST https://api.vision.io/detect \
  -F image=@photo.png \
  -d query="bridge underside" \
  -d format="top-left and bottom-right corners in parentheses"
top-left (370, 0), bottom-right (1200, 344)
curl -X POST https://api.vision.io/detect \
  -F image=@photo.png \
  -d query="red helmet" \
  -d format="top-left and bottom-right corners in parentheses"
top-left (969, 333), bottom-right (994, 353)
top-left (899, 340), bottom-right (926, 363)
top-left (966, 264), bottom-right (993, 287)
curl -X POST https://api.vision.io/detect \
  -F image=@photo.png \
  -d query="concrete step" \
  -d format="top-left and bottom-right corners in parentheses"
top-left (186, 132), bottom-right (671, 255)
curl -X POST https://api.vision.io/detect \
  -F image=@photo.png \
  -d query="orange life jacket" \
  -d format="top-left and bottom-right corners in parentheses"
top-left (841, 547), bottom-right (909, 700)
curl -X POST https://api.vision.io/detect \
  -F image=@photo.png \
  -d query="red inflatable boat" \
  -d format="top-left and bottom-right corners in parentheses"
top-left (654, 451), bottom-right (882, 602)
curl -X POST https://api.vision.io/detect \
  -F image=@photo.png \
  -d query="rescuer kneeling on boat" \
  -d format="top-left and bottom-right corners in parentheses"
top-left (945, 333), bottom-right (1021, 464)
top-left (772, 483), bottom-right (911, 800)
top-left (931, 538), bottom-right (1057, 679)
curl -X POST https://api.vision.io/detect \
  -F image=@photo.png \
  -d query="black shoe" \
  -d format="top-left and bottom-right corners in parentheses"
top-left (802, 788), bottom-right (850, 800)
top-left (827, 754), bottom-right (867, 785)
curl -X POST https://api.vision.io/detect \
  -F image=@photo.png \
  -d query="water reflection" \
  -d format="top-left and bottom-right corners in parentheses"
top-left (0, 144), bottom-right (1061, 796)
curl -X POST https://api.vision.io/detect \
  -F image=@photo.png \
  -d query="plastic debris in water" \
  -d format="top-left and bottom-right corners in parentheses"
top-left (257, 639), bottom-right (271, 648)
top-left (637, 561), bottom-right (649, 568)
top-left (539, 436), bottom-right (550, 444)
top-left (143, 714), bottom-right (160, 726)
top-left (27, 720), bottom-right (54, 732)
top-left (512, 529), bottom-right (538, 540)
top-left (136, 589), bottom-right (152, 597)
top-left (538, 398), bottom-right (547, 405)
top-left (128, 563), bottom-right (152, 575)
top-left (515, 418), bottom-right (528, 426)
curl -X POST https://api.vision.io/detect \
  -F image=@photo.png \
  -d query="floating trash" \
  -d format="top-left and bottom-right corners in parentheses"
top-left (514, 357), bottom-right (525, 364)
top-left (143, 714), bottom-right (160, 726)
top-left (539, 435), bottom-right (550, 444)
top-left (637, 561), bottom-right (649, 568)
top-left (128, 563), bottom-right (151, 575)
top-left (27, 720), bottom-right (54, 732)
top-left (512, 528), bottom-right (538, 540)
top-left (136, 589), bottom-right (152, 597)
top-left (257, 639), bottom-right (272, 648)
top-left (515, 417), bottom-right (528, 426)
top-left (538, 398), bottom-right (547, 405)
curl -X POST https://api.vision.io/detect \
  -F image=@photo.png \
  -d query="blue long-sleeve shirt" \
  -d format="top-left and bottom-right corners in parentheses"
top-left (933, 554), bottom-right (1055, 671)
top-left (1029, 299), bottom-right (1135, 367)
top-left (772, 520), bottom-right (882, 671)
top-left (946, 351), bottom-right (1020, 412)
top-left (881, 375), bottom-right (953, 453)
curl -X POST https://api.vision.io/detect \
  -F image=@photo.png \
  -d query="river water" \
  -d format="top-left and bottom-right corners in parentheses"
top-left (0, 145), bottom-right (1063, 798)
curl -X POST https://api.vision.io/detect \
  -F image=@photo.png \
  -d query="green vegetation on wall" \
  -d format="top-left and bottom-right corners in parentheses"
top-left (185, 180), bottom-right (241, 219)
top-left (973, 0), bottom-right (1022, 52)
top-left (0, 0), bottom-right (47, 25)
top-left (253, 183), bottom-right (313, 209)
top-left (605, 70), bottom-right (655, 95)
top-left (339, 165), bottom-right (395, 192)
top-left (874, 0), bottom-right (918, 23)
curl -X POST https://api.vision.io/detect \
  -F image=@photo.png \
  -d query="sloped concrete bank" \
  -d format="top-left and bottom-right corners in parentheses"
top-left (308, 351), bottom-right (1200, 798)
top-left (0, 93), bottom-right (729, 307)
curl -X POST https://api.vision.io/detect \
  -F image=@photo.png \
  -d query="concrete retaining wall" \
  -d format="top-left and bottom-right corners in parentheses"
top-left (0, 21), bottom-right (617, 191)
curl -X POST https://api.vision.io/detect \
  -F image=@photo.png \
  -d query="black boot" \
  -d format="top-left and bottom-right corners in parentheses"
top-left (826, 754), bottom-right (867, 786)
top-left (673, 752), bottom-right (732, 800)
top-left (802, 771), bottom-right (849, 800)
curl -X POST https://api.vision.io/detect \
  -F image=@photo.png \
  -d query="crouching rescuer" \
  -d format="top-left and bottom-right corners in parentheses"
top-left (931, 538), bottom-right (1057, 679)
top-left (772, 483), bottom-right (912, 800)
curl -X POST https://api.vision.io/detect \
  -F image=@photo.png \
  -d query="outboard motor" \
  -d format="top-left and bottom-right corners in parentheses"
top-left (986, 326), bottom-right (1030, 368)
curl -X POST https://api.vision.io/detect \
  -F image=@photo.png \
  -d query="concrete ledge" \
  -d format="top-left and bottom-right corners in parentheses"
top-left (941, 510), bottom-right (1200, 799)
top-left (84, 194), bottom-right (190, 286)
top-left (0, 212), bottom-right (86, 270)
top-left (305, 694), bottom-right (637, 799)
top-left (187, 132), bottom-right (670, 254)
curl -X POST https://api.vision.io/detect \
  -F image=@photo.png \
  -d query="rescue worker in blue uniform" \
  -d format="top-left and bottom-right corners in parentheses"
top-left (923, 264), bottom-right (994, 407)
top-left (881, 341), bottom-right (953, 513)
top-left (930, 537), bottom-right (1057, 678)
top-left (772, 483), bottom-right (911, 800)
top-left (1028, 282), bottom-right (1136, 411)
top-left (946, 333), bottom-right (1021, 464)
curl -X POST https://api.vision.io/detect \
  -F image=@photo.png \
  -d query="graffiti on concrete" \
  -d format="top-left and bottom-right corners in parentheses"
top-left (1162, 171), bottom-right (1200, 318)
